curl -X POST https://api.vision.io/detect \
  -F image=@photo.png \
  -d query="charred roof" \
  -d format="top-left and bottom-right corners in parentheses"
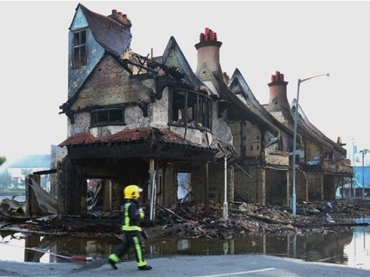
top-left (75, 4), bottom-right (132, 59)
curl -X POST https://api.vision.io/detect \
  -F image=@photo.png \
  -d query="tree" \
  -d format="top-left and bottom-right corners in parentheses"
top-left (19, 168), bottom-right (33, 189)
top-left (0, 169), bottom-right (14, 189)
top-left (0, 156), bottom-right (6, 167)
top-left (0, 156), bottom-right (11, 189)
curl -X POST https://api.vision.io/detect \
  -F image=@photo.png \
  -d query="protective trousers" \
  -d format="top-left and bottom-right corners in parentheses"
top-left (110, 231), bottom-right (147, 267)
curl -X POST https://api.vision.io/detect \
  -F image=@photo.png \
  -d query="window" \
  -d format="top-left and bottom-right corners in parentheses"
top-left (171, 89), bottom-right (212, 130)
top-left (90, 108), bottom-right (125, 127)
top-left (73, 30), bottom-right (87, 68)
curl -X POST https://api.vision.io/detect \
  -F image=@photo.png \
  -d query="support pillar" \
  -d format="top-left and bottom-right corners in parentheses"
top-left (257, 167), bottom-right (266, 205)
top-left (286, 170), bottom-right (291, 206)
top-left (320, 174), bottom-right (324, 200)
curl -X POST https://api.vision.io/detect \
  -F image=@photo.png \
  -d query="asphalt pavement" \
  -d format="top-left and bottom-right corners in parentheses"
top-left (0, 254), bottom-right (369, 277)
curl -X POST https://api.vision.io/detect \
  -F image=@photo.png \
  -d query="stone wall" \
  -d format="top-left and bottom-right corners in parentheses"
top-left (265, 169), bottom-right (288, 206)
top-left (235, 166), bottom-right (264, 204)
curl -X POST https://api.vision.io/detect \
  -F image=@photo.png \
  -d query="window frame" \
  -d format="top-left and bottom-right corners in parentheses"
top-left (170, 88), bottom-right (212, 131)
top-left (72, 29), bottom-right (87, 68)
top-left (90, 108), bottom-right (126, 127)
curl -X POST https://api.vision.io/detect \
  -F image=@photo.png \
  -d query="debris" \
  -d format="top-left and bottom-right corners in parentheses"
top-left (0, 178), bottom-right (58, 221)
top-left (29, 179), bottom-right (57, 214)
top-left (325, 213), bottom-right (335, 223)
top-left (2, 197), bottom-right (370, 240)
top-left (0, 196), bottom-right (28, 221)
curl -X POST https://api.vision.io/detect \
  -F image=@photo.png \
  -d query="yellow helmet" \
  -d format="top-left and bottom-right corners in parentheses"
top-left (124, 184), bottom-right (143, 199)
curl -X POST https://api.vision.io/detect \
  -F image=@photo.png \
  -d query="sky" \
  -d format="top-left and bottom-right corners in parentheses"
top-left (0, 1), bottom-right (369, 162)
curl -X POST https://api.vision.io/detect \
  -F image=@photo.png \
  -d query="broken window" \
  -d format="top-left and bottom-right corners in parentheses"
top-left (90, 108), bottom-right (125, 127)
top-left (72, 29), bottom-right (87, 68)
top-left (177, 172), bottom-right (192, 203)
top-left (171, 89), bottom-right (212, 130)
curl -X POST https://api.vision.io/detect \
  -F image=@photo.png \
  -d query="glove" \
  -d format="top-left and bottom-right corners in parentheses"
top-left (139, 208), bottom-right (145, 219)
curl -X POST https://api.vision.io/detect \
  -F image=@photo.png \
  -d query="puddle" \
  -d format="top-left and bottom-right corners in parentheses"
top-left (1, 217), bottom-right (370, 270)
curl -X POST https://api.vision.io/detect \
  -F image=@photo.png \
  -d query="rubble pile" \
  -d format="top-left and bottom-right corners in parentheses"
top-left (1, 197), bottom-right (370, 240)
top-left (0, 195), bottom-right (27, 221)
top-left (146, 200), bottom-right (369, 239)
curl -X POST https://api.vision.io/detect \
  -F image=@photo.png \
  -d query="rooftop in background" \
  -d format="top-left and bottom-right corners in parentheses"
top-left (0, 155), bottom-right (51, 171)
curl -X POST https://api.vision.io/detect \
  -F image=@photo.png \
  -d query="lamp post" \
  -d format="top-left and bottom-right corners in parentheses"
top-left (223, 156), bottom-right (228, 220)
top-left (360, 149), bottom-right (370, 199)
top-left (292, 73), bottom-right (329, 215)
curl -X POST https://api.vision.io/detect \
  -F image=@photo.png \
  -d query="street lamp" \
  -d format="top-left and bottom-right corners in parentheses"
top-left (360, 149), bottom-right (370, 199)
top-left (292, 73), bottom-right (329, 215)
top-left (223, 156), bottom-right (228, 220)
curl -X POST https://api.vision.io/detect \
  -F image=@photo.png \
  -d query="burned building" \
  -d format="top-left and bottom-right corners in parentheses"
top-left (264, 71), bottom-right (353, 202)
top-left (228, 69), bottom-right (296, 206)
top-left (55, 4), bottom-right (352, 217)
top-left (193, 30), bottom-right (293, 206)
top-left (58, 4), bottom-right (236, 216)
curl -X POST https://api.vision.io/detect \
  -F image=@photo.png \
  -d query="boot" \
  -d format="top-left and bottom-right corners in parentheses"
top-left (108, 258), bottom-right (118, 270)
top-left (138, 265), bottom-right (152, 270)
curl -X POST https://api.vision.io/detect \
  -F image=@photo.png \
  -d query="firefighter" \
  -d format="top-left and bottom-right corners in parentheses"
top-left (107, 184), bottom-right (152, 271)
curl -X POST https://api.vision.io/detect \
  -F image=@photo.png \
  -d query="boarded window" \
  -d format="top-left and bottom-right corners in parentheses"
top-left (72, 30), bottom-right (87, 68)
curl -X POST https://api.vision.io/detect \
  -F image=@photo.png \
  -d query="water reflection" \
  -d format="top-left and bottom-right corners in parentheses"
top-left (1, 218), bottom-right (369, 270)
top-left (343, 217), bottom-right (370, 270)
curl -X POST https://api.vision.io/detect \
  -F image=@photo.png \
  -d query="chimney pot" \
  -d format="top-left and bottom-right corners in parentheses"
top-left (276, 71), bottom-right (280, 80)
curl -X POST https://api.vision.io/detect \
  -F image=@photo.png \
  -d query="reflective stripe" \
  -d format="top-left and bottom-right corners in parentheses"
top-left (123, 202), bottom-right (131, 227)
top-left (133, 236), bottom-right (147, 267)
top-left (122, 202), bottom-right (142, 231)
top-left (109, 253), bottom-right (119, 262)
top-left (121, 225), bottom-right (142, 231)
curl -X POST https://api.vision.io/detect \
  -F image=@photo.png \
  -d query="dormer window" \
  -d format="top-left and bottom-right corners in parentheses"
top-left (73, 29), bottom-right (87, 68)
top-left (90, 108), bottom-right (125, 127)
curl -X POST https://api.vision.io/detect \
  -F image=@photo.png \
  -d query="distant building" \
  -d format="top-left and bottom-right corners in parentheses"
top-left (2, 155), bottom-right (51, 190)
top-left (353, 165), bottom-right (370, 192)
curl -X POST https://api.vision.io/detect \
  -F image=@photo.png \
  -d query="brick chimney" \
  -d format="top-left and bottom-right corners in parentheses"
top-left (195, 28), bottom-right (223, 81)
top-left (108, 9), bottom-right (132, 30)
top-left (268, 71), bottom-right (289, 107)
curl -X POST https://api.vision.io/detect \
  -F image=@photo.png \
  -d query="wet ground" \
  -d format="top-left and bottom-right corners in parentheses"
top-left (2, 195), bottom-right (370, 271)
top-left (1, 216), bottom-right (369, 271)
